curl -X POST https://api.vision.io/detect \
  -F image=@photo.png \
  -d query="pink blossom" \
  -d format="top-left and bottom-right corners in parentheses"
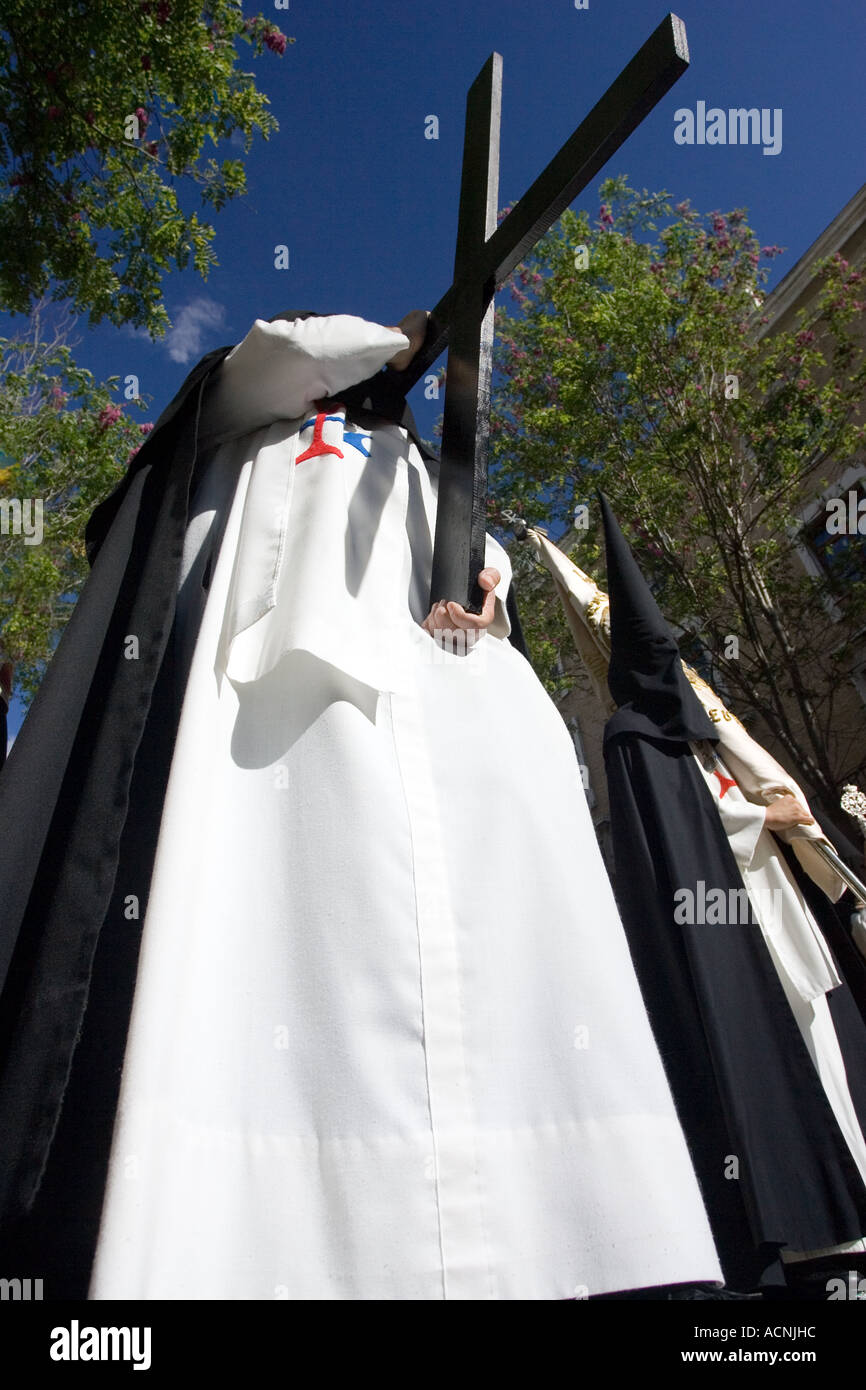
top-left (796, 378), bottom-right (810, 390)
top-left (49, 383), bottom-right (67, 409)
top-left (139, 421), bottom-right (154, 435)
top-left (599, 204), bottom-right (614, 227)
top-left (98, 405), bottom-right (123, 431)
top-left (85, 110), bottom-right (95, 126)
top-left (135, 106), bottom-right (148, 134)
top-left (156, 0), bottom-right (171, 21)
top-left (710, 264), bottom-right (720, 278)
top-left (264, 28), bottom-right (287, 54)
top-left (712, 215), bottom-right (726, 235)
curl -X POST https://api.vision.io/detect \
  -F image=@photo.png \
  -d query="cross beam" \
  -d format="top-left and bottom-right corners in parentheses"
top-left (388, 12), bottom-right (690, 614)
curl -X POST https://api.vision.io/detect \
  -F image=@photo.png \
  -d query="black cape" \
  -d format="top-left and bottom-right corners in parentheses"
top-left (599, 494), bottom-right (866, 1288)
top-left (0, 310), bottom-right (529, 1295)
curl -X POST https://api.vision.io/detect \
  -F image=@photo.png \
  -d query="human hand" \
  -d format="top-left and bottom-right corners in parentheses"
top-left (385, 310), bottom-right (430, 371)
top-left (421, 568), bottom-right (501, 638)
top-left (764, 795), bottom-right (815, 832)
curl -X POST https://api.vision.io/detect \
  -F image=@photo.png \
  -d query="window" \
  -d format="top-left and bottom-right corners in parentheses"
top-left (802, 474), bottom-right (866, 592)
top-left (567, 715), bottom-right (596, 810)
top-left (795, 464), bottom-right (866, 621)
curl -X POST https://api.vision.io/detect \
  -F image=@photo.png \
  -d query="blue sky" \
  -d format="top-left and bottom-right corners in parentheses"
top-left (3, 0), bottom-right (864, 739)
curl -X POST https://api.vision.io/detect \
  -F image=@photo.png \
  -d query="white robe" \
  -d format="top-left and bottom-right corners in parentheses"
top-left (88, 315), bottom-right (721, 1300)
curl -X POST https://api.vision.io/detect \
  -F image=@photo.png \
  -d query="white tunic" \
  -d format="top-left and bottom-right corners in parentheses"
top-left (88, 315), bottom-right (721, 1300)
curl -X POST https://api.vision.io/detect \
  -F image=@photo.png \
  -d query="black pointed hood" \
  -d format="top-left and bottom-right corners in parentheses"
top-left (600, 492), bottom-right (716, 747)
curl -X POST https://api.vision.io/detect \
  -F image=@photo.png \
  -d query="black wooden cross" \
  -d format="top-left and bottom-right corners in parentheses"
top-left (387, 12), bottom-right (690, 614)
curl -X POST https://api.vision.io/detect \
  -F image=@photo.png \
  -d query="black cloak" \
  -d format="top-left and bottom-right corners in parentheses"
top-left (599, 494), bottom-right (866, 1289)
top-left (0, 684), bottom-right (7, 773)
top-left (0, 310), bottom-right (528, 1296)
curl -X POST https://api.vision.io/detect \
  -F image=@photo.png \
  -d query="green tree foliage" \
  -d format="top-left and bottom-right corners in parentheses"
top-left (489, 176), bottom-right (866, 803)
top-left (0, 306), bottom-right (151, 702)
top-left (0, 1), bottom-right (292, 335)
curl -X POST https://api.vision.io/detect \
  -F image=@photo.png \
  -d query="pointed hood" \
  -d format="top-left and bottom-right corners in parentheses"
top-left (600, 492), bottom-right (716, 746)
